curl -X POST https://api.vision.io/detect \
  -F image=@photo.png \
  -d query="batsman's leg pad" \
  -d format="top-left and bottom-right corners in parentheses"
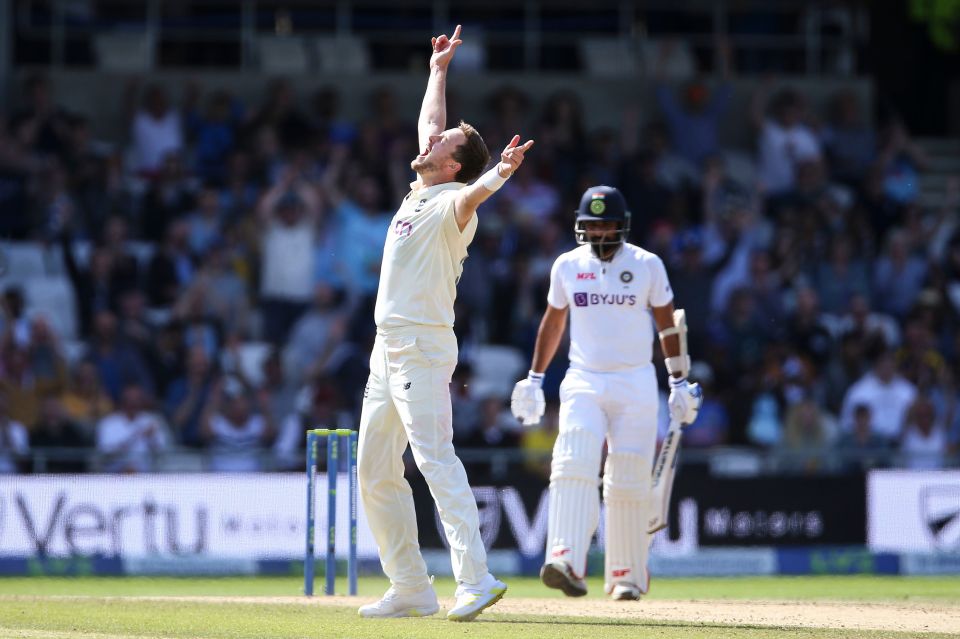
top-left (547, 428), bottom-right (603, 578)
top-left (603, 451), bottom-right (653, 595)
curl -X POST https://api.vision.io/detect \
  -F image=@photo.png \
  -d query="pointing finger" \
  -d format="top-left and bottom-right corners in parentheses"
top-left (519, 139), bottom-right (535, 152)
top-left (504, 134), bottom-right (520, 151)
top-left (452, 24), bottom-right (462, 41)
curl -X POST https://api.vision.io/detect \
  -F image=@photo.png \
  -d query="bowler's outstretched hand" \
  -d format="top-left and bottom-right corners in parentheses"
top-left (430, 24), bottom-right (462, 69)
top-left (497, 135), bottom-right (535, 178)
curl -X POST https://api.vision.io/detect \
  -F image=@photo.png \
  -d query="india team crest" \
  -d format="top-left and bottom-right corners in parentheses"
top-left (589, 199), bottom-right (606, 215)
top-left (620, 271), bottom-right (633, 283)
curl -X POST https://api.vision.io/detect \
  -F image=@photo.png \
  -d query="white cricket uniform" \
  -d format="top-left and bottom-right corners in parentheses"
top-left (358, 181), bottom-right (488, 593)
top-left (544, 242), bottom-right (673, 593)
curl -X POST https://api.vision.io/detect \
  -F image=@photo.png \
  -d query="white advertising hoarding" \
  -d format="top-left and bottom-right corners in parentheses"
top-left (867, 470), bottom-right (960, 553)
top-left (0, 474), bottom-right (377, 559)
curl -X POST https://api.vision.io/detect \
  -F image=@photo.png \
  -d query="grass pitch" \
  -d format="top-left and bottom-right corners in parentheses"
top-left (0, 576), bottom-right (957, 639)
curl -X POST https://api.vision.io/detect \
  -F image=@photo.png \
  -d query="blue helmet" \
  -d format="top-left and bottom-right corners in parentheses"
top-left (574, 185), bottom-right (631, 258)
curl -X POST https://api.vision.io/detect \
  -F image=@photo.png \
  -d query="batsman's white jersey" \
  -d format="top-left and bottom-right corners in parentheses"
top-left (359, 181), bottom-right (489, 593)
top-left (547, 243), bottom-right (674, 371)
top-left (545, 242), bottom-right (674, 594)
top-left (374, 181), bottom-right (478, 329)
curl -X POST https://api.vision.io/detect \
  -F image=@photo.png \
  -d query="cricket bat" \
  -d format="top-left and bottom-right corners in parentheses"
top-left (647, 417), bottom-right (683, 534)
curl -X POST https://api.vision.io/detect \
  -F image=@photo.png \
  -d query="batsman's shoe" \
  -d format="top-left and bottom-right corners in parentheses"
top-left (446, 573), bottom-right (507, 622)
top-left (610, 582), bottom-right (642, 601)
top-left (540, 560), bottom-right (588, 597)
top-left (358, 584), bottom-right (439, 618)
top-left (609, 570), bottom-right (649, 601)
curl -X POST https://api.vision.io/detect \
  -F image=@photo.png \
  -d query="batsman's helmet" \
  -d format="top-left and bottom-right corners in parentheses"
top-left (574, 185), bottom-right (631, 257)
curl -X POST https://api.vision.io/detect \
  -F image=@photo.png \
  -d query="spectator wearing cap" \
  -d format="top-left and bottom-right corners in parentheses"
top-left (256, 168), bottom-right (323, 344)
top-left (96, 382), bottom-right (170, 473)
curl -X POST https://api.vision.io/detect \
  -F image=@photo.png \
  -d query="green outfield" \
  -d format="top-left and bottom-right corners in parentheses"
top-left (1, 576), bottom-right (958, 639)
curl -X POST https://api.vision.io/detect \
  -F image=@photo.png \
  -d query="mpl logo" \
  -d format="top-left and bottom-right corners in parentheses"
top-left (576, 272), bottom-right (595, 280)
top-left (921, 485), bottom-right (960, 550)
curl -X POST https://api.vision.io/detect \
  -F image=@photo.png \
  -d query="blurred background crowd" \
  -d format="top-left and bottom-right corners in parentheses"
top-left (1, 0), bottom-right (959, 476)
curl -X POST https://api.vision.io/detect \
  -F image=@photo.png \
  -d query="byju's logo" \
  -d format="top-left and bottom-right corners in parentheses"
top-left (921, 485), bottom-right (960, 550)
top-left (572, 292), bottom-right (637, 307)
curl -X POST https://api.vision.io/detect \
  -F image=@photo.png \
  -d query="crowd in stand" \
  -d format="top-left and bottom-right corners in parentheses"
top-left (1, 46), bottom-right (959, 474)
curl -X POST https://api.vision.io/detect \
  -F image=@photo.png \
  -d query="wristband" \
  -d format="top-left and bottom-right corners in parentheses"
top-left (479, 166), bottom-right (509, 192)
top-left (668, 376), bottom-right (687, 388)
top-left (527, 370), bottom-right (544, 388)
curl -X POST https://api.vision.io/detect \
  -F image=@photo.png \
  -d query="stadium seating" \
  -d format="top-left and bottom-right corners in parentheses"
top-left (256, 36), bottom-right (309, 73)
top-left (93, 32), bottom-right (156, 71)
top-left (313, 35), bottom-right (371, 73)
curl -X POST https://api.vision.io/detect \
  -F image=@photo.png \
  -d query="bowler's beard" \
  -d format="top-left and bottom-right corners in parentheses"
top-left (411, 156), bottom-right (436, 174)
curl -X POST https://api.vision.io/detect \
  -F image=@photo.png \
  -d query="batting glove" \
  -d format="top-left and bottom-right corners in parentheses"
top-left (668, 377), bottom-right (702, 426)
top-left (511, 371), bottom-right (546, 426)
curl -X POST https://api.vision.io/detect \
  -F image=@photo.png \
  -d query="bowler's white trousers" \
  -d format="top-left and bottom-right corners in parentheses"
top-left (358, 326), bottom-right (487, 593)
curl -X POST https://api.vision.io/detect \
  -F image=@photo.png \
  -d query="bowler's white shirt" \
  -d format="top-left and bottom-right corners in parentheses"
top-left (374, 182), bottom-right (478, 330)
top-left (547, 243), bottom-right (674, 372)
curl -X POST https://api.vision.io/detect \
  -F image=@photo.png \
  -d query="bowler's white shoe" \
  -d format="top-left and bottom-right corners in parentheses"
top-left (540, 560), bottom-right (588, 597)
top-left (358, 584), bottom-right (439, 618)
top-left (446, 573), bottom-right (507, 622)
